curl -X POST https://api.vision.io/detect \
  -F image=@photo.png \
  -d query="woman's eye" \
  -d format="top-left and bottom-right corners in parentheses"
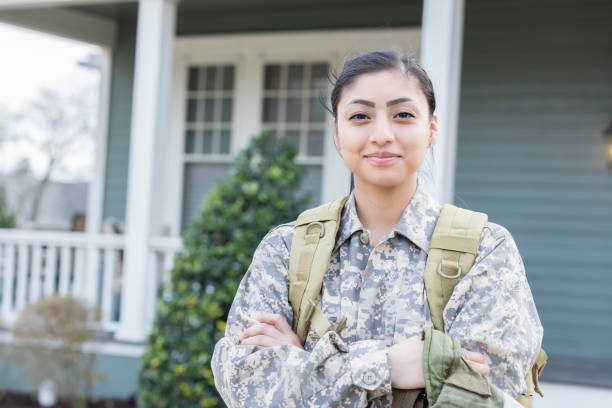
top-left (349, 113), bottom-right (369, 121)
top-left (395, 111), bottom-right (415, 119)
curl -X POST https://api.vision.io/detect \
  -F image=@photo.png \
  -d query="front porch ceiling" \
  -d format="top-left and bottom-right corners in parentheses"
top-left (69, 0), bottom-right (422, 35)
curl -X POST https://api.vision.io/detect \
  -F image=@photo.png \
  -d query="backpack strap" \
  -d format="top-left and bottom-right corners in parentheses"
top-left (288, 196), bottom-right (349, 345)
top-left (390, 204), bottom-right (489, 407)
top-left (424, 203), bottom-right (488, 332)
top-left (424, 204), bottom-right (547, 408)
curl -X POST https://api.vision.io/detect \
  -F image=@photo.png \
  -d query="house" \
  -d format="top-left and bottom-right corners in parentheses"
top-left (0, 164), bottom-right (89, 231)
top-left (0, 0), bottom-right (611, 402)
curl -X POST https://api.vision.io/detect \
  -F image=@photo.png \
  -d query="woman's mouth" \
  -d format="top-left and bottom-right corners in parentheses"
top-left (364, 152), bottom-right (401, 165)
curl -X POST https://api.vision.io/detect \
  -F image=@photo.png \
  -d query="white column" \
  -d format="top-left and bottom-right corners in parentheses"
top-left (321, 53), bottom-right (350, 203)
top-left (116, 0), bottom-right (177, 343)
top-left (233, 53), bottom-right (264, 153)
top-left (420, 0), bottom-right (465, 204)
top-left (86, 48), bottom-right (113, 235)
top-left (321, 129), bottom-right (350, 203)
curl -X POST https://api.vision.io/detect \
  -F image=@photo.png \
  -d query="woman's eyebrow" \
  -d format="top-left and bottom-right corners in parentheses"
top-left (346, 99), bottom-right (375, 107)
top-left (386, 97), bottom-right (414, 107)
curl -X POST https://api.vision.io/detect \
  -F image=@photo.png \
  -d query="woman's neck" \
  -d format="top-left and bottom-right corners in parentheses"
top-left (353, 177), bottom-right (418, 246)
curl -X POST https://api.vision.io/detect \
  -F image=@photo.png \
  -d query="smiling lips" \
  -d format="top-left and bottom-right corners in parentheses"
top-left (364, 152), bottom-right (401, 165)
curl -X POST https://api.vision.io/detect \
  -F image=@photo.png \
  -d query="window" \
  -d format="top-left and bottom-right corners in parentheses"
top-left (261, 62), bottom-right (330, 203)
top-left (181, 64), bottom-right (236, 228)
top-left (261, 62), bottom-right (329, 159)
top-left (184, 64), bottom-right (235, 156)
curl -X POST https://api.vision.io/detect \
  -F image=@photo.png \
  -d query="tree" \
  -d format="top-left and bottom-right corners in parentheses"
top-left (139, 131), bottom-right (305, 407)
top-left (0, 88), bottom-right (96, 225)
top-left (18, 88), bottom-right (96, 222)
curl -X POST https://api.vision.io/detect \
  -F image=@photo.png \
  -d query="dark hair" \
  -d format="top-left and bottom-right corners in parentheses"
top-left (330, 49), bottom-right (436, 120)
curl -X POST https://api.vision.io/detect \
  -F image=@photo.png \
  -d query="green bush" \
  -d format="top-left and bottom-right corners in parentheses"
top-left (139, 131), bottom-right (305, 407)
top-left (0, 187), bottom-right (16, 228)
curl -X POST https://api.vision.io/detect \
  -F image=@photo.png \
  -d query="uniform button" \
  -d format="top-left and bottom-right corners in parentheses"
top-left (359, 230), bottom-right (370, 245)
top-left (363, 372), bottom-right (377, 385)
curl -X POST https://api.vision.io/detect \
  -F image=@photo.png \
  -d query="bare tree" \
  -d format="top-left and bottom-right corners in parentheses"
top-left (16, 87), bottom-right (96, 222)
top-left (0, 103), bottom-right (15, 174)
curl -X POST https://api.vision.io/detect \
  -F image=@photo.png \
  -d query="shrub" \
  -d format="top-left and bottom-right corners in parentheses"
top-left (139, 131), bottom-right (305, 407)
top-left (8, 295), bottom-right (103, 408)
top-left (0, 186), bottom-right (16, 228)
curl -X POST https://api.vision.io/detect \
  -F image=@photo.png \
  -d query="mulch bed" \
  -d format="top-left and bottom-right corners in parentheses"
top-left (0, 391), bottom-right (135, 407)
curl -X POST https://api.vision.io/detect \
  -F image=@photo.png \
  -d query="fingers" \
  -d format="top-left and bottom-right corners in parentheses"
top-left (462, 349), bottom-right (486, 364)
top-left (462, 349), bottom-right (490, 376)
top-left (241, 322), bottom-right (281, 340)
top-left (255, 313), bottom-right (292, 333)
top-left (467, 359), bottom-right (490, 377)
top-left (239, 335), bottom-right (276, 348)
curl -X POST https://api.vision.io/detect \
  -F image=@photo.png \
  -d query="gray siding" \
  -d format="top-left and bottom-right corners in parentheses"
top-left (102, 18), bottom-right (136, 223)
top-left (0, 344), bottom-right (140, 398)
top-left (456, 0), bottom-right (612, 386)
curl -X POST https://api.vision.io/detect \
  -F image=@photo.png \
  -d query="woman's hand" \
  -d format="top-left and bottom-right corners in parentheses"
top-left (462, 348), bottom-right (490, 377)
top-left (389, 337), bottom-right (490, 389)
top-left (389, 337), bottom-right (426, 389)
top-left (239, 313), bottom-right (304, 350)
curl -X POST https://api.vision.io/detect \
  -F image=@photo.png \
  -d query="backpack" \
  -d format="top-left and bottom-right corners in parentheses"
top-left (288, 196), bottom-right (547, 408)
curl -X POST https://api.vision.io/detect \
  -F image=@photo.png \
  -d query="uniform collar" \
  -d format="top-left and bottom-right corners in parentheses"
top-left (335, 180), bottom-right (441, 254)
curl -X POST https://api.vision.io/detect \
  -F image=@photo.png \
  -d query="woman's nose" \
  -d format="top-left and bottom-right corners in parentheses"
top-left (370, 116), bottom-right (394, 145)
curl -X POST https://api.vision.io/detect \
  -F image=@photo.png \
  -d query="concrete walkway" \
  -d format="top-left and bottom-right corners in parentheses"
top-left (536, 382), bottom-right (612, 407)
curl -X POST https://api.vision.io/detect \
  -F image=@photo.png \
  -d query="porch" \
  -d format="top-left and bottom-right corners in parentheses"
top-left (0, 228), bottom-right (181, 340)
top-left (0, 0), bottom-right (463, 346)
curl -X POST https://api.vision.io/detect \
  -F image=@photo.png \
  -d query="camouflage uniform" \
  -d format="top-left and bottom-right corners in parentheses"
top-left (212, 182), bottom-right (543, 407)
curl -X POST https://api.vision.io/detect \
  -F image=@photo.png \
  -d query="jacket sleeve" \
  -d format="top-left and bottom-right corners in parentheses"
top-left (443, 222), bottom-right (544, 398)
top-left (422, 329), bottom-right (505, 407)
top-left (211, 225), bottom-right (392, 407)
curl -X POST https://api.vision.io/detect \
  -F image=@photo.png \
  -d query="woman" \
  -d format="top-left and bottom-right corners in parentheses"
top-left (211, 50), bottom-right (543, 407)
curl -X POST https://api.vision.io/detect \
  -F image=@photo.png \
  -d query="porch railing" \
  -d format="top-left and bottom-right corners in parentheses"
top-left (0, 229), bottom-right (182, 338)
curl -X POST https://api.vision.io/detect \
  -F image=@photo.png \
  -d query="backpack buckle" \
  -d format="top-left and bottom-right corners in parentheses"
top-left (437, 262), bottom-right (461, 279)
top-left (305, 221), bottom-right (325, 238)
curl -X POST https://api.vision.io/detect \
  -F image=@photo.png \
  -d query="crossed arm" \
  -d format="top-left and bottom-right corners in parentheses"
top-left (240, 312), bottom-right (490, 390)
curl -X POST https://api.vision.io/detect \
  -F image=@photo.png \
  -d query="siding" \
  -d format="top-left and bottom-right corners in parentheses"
top-left (0, 344), bottom-right (140, 398)
top-left (456, 0), bottom-right (612, 386)
top-left (102, 18), bottom-right (136, 223)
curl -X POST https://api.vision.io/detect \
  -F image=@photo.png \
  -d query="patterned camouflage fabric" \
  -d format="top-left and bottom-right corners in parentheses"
top-left (211, 182), bottom-right (543, 407)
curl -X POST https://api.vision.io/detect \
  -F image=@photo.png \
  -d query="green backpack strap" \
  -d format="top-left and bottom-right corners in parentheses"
top-left (288, 195), bottom-right (349, 345)
top-left (391, 204), bottom-right (488, 408)
top-left (425, 203), bottom-right (488, 332)
top-left (424, 204), bottom-right (547, 408)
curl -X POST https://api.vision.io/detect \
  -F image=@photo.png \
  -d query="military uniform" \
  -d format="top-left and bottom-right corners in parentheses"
top-left (211, 182), bottom-right (543, 407)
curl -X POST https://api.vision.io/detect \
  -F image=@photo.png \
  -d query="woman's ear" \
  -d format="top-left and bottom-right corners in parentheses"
top-left (333, 121), bottom-right (341, 151)
top-left (428, 114), bottom-right (439, 148)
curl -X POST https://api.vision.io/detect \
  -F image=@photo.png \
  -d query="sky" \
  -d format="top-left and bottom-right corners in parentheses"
top-left (0, 22), bottom-right (101, 182)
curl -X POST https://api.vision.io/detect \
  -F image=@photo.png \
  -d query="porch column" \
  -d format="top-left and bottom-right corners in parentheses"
top-left (420, 0), bottom-right (465, 204)
top-left (116, 0), bottom-right (177, 342)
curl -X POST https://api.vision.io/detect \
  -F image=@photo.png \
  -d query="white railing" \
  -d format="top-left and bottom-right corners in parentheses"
top-left (145, 235), bottom-right (183, 331)
top-left (0, 229), bottom-right (182, 337)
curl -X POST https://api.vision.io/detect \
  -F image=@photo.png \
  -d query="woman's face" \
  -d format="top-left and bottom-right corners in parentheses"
top-left (334, 69), bottom-right (437, 192)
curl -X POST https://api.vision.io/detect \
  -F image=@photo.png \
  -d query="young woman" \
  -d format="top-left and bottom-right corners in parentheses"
top-left (212, 50), bottom-right (543, 407)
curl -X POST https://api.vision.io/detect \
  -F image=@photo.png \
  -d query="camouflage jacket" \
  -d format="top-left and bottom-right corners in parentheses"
top-left (211, 183), bottom-right (543, 407)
